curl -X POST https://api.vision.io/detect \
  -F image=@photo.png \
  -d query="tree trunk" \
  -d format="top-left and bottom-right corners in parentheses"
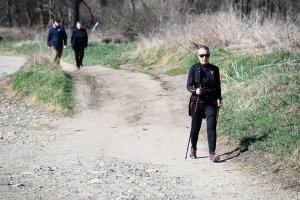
top-left (13, 0), bottom-right (20, 24)
top-left (25, 0), bottom-right (33, 27)
top-left (48, 0), bottom-right (54, 26)
top-left (81, 1), bottom-right (95, 24)
top-left (68, 0), bottom-right (73, 30)
top-left (242, 0), bottom-right (245, 19)
top-left (270, 0), bottom-right (274, 19)
top-left (74, 0), bottom-right (82, 26)
top-left (129, 0), bottom-right (135, 12)
top-left (180, 0), bottom-right (194, 14)
top-left (97, 0), bottom-right (107, 19)
top-left (56, 0), bottom-right (63, 22)
top-left (246, 0), bottom-right (251, 18)
top-left (233, 0), bottom-right (242, 19)
top-left (98, 0), bottom-right (107, 8)
top-left (6, 0), bottom-right (13, 27)
top-left (38, 0), bottom-right (45, 28)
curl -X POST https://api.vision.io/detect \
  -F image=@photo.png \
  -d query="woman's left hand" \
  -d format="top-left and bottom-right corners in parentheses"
top-left (217, 99), bottom-right (223, 107)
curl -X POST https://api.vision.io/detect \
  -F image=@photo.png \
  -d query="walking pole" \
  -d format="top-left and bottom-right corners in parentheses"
top-left (185, 92), bottom-right (200, 160)
top-left (216, 107), bottom-right (220, 121)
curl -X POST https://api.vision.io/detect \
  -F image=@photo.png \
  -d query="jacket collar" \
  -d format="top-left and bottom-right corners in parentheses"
top-left (53, 24), bottom-right (61, 29)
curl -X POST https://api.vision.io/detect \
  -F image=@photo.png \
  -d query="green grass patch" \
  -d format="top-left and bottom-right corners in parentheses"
top-left (12, 63), bottom-right (76, 115)
top-left (219, 62), bottom-right (300, 171)
top-left (0, 40), bottom-right (137, 69)
top-left (63, 42), bottom-right (137, 69)
top-left (166, 47), bottom-right (234, 76)
top-left (165, 48), bottom-right (300, 78)
top-left (0, 40), bottom-right (51, 56)
top-left (217, 49), bottom-right (300, 81)
top-left (128, 48), bottom-right (167, 67)
top-left (166, 68), bottom-right (187, 76)
top-left (130, 56), bottom-right (152, 67)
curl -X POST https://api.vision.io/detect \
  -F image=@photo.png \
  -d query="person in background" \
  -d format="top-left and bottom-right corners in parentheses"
top-left (186, 46), bottom-right (223, 162)
top-left (71, 21), bottom-right (88, 70)
top-left (47, 18), bottom-right (67, 65)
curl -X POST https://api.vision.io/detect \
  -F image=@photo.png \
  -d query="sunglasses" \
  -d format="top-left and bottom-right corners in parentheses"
top-left (198, 54), bottom-right (210, 58)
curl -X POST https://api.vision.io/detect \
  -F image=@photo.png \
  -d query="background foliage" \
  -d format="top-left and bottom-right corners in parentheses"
top-left (1, 0), bottom-right (300, 44)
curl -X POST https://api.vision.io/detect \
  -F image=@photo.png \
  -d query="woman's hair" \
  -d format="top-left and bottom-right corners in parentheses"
top-left (198, 46), bottom-right (210, 54)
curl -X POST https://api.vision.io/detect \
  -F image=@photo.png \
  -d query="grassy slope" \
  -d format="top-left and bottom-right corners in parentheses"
top-left (218, 51), bottom-right (300, 173)
top-left (12, 61), bottom-right (76, 115)
top-left (0, 40), bottom-right (299, 181)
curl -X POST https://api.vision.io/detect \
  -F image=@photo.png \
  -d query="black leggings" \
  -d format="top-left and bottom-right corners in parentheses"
top-left (190, 102), bottom-right (218, 153)
top-left (74, 46), bottom-right (85, 67)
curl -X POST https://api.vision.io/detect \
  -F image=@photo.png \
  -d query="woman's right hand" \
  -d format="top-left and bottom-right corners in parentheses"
top-left (196, 87), bottom-right (202, 95)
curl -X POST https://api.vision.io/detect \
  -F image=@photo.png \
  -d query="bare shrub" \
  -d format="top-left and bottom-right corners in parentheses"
top-left (0, 27), bottom-right (48, 41)
top-left (92, 0), bottom-right (191, 43)
top-left (139, 9), bottom-right (300, 53)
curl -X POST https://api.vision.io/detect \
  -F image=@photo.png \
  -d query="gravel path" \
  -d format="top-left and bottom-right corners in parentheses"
top-left (0, 56), bottom-right (299, 200)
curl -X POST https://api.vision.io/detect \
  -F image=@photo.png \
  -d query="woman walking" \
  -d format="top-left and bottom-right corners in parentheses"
top-left (71, 21), bottom-right (88, 70)
top-left (186, 46), bottom-right (223, 162)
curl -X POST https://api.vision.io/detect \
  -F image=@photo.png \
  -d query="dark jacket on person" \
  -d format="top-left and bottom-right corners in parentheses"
top-left (47, 24), bottom-right (67, 47)
top-left (187, 62), bottom-right (222, 115)
top-left (71, 28), bottom-right (88, 50)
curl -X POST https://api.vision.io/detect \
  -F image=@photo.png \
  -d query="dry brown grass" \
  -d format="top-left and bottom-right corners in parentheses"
top-left (88, 26), bottom-right (135, 43)
top-left (139, 10), bottom-right (300, 53)
top-left (3, 10), bottom-right (299, 56)
top-left (0, 27), bottom-right (48, 41)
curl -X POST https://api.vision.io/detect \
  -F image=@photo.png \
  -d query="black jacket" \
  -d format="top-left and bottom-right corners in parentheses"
top-left (187, 62), bottom-right (222, 104)
top-left (47, 24), bottom-right (67, 47)
top-left (71, 28), bottom-right (88, 50)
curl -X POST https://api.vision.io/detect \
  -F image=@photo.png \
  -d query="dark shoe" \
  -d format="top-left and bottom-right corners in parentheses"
top-left (190, 148), bottom-right (197, 159)
top-left (210, 152), bottom-right (220, 162)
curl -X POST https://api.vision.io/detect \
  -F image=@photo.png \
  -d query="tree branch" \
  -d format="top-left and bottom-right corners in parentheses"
top-left (82, 1), bottom-right (94, 24)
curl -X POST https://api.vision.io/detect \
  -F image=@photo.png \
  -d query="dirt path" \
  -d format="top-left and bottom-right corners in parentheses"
top-left (1, 57), bottom-right (299, 199)
top-left (0, 56), bottom-right (27, 78)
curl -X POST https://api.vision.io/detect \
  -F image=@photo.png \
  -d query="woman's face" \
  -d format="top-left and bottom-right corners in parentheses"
top-left (76, 23), bottom-right (82, 30)
top-left (198, 49), bottom-right (210, 65)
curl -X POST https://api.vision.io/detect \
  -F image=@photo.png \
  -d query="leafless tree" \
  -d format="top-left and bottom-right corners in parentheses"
top-left (74, 0), bottom-right (82, 25)
top-left (38, 0), bottom-right (45, 28)
top-left (6, 0), bottom-right (13, 27)
top-left (25, 0), bottom-right (34, 27)
top-left (0, 0), bottom-right (299, 41)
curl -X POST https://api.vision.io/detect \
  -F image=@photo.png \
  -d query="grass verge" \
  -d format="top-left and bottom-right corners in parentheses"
top-left (63, 42), bottom-right (137, 69)
top-left (0, 40), bottom-right (137, 70)
top-left (218, 51), bottom-right (300, 186)
top-left (12, 56), bottom-right (76, 115)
